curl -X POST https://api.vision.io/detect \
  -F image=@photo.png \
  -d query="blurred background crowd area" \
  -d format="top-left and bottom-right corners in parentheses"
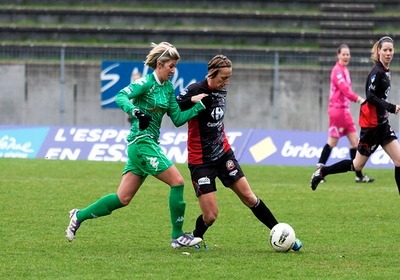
top-left (1, 0), bottom-right (400, 131)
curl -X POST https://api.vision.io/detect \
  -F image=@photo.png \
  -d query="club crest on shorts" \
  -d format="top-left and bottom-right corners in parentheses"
top-left (226, 160), bottom-right (235, 171)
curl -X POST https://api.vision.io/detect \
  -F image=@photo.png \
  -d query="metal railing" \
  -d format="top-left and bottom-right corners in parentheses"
top-left (1, 45), bottom-right (399, 132)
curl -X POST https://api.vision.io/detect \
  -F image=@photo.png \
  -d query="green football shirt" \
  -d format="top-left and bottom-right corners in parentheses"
top-left (116, 72), bottom-right (204, 143)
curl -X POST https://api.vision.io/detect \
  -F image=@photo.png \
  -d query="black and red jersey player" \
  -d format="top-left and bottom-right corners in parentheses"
top-left (360, 57), bottom-right (394, 128)
top-left (177, 54), bottom-right (302, 251)
top-left (311, 36), bottom-right (400, 195)
top-left (177, 79), bottom-right (229, 165)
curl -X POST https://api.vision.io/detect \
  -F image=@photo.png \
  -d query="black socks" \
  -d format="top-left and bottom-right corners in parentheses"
top-left (319, 144), bottom-right (332, 165)
top-left (250, 198), bottom-right (278, 230)
top-left (193, 214), bottom-right (210, 239)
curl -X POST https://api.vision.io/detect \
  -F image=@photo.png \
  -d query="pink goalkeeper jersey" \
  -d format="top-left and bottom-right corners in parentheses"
top-left (329, 62), bottom-right (359, 109)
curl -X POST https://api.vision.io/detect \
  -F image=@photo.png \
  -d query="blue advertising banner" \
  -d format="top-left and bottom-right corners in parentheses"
top-left (0, 125), bottom-right (395, 169)
top-left (0, 126), bottom-right (49, 158)
top-left (100, 61), bottom-right (207, 108)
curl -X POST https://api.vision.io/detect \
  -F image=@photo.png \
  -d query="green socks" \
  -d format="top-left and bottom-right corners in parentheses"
top-left (76, 193), bottom-right (124, 222)
top-left (169, 184), bottom-right (186, 239)
top-left (75, 187), bottom-right (187, 239)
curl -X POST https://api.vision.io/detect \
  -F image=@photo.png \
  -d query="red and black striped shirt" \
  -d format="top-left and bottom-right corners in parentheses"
top-left (177, 80), bottom-right (231, 164)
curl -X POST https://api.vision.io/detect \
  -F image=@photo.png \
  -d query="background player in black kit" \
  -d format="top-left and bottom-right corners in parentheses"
top-left (311, 36), bottom-right (400, 193)
top-left (177, 54), bottom-right (303, 250)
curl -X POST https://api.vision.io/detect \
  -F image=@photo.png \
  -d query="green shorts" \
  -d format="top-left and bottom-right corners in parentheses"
top-left (122, 136), bottom-right (173, 178)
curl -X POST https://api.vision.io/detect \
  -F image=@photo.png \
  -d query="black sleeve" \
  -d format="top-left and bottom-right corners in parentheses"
top-left (367, 71), bottom-right (396, 113)
top-left (176, 87), bottom-right (196, 111)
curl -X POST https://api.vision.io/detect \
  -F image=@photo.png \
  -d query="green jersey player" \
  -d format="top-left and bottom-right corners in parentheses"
top-left (66, 42), bottom-right (209, 248)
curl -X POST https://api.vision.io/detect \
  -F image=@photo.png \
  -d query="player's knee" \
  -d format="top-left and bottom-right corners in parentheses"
top-left (204, 211), bottom-right (218, 225)
top-left (243, 193), bottom-right (258, 207)
top-left (118, 195), bottom-right (132, 206)
top-left (173, 175), bottom-right (185, 186)
top-left (389, 154), bottom-right (400, 166)
top-left (168, 177), bottom-right (184, 187)
top-left (352, 161), bottom-right (364, 172)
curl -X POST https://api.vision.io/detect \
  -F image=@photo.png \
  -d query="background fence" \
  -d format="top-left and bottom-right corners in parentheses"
top-left (1, 45), bottom-right (400, 133)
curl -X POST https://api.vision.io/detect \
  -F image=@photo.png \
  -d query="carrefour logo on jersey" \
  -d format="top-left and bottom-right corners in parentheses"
top-left (100, 61), bottom-right (207, 108)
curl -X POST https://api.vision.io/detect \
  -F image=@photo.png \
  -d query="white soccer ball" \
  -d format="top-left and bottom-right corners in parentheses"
top-left (269, 223), bottom-right (296, 252)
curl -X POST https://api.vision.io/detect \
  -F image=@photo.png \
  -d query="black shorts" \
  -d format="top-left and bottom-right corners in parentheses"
top-left (358, 122), bottom-right (397, 157)
top-left (188, 150), bottom-right (245, 197)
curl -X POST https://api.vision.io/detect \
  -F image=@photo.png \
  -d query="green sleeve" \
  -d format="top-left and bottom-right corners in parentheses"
top-left (115, 80), bottom-right (149, 115)
top-left (115, 88), bottom-right (134, 115)
top-left (167, 92), bottom-right (205, 127)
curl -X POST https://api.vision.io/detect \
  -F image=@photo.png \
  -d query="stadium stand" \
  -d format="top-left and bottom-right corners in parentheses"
top-left (0, 0), bottom-right (400, 60)
top-left (1, 0), bottom-right (400, 129)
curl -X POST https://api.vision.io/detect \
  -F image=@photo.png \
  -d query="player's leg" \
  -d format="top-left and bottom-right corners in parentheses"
top-left (319, 107), bottom-right (342, 166)
top-left (77, 172), bottom-right (139, 221)
top-left (311, 151), bottom-right (369, 190)
top-left (65, 171), bottom-right (140, 242)
top-left (316, 136), bottom-right (339, 183)
top-left (230, 177), bottom-right (278, 229)
top-left (348, 131), bottom-right (364, 179)
top-left (230, 176), bottom-right (302, 251)
top-left (316, 110), bottom-right (340, 183)
top-left (220, 154), bottom-right (304, 249)
top-left (217, 154), bottom-right (279, 229)
top-left (382, 139), bottom-right (400, 194)
top-left (311, 159), bottom-right (352, 190)
top-left (311, 126), bottom-right (376, 190)
top-left (131, 138), bottom-right (198, 247)
top-left (188, 164), bottom-right (217, 249)
top-left (319, 143), bottom-right (333, 165)
top-left (156, 165), bottom-right (185, 238)
top-left (193, 192), bottom-right (218, 239)
top-left (319, 136), bottom-right (339, 165)
top-left (347, 130), bottom-right (374, 183)
top-left (156, 165), bottom-right (202, 248)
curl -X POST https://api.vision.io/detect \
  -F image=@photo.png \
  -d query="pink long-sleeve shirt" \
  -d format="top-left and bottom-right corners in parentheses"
top-left (329, 62), bottom-right (359, 109)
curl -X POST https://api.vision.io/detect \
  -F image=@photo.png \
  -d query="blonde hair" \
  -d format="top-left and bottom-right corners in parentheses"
top-left (145, 42), bottom-right (180, 69)
top-left (371, 36), bottom-right (394, 63)
top-left (206, 54), bottom-right (232, 78)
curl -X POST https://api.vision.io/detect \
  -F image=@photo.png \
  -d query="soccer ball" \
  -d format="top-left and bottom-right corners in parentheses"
top-left (269, 223), bottom-right (296, 252)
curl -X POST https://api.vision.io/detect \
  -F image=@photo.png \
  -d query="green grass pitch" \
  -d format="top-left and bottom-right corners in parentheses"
top-left (0, 158), bottom-right (399, 279)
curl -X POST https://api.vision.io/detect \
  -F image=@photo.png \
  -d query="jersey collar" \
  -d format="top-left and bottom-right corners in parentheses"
top-left (153, 72), bottom-right (164, 85)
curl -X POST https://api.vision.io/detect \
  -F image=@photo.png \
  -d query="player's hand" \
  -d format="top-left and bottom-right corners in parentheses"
top-left (133, 109), bottom-right (152, 130)
top-left (191, 93), bottom-right (208, 103)
top-left (395, 105), bottom-right (400, 115)
top-left (356, 96), bottom-right (365, 104)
